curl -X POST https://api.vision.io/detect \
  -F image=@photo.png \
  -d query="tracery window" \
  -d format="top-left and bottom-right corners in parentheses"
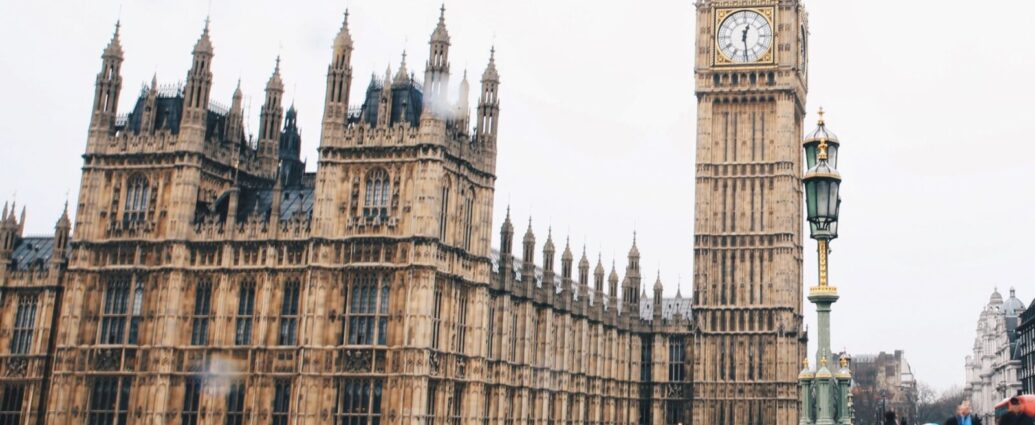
top-left (333, 378), bottom-right (384, 425)
top-left (448, 384), bottom-right (464, 425)
top-left (235, 281), bottom-right (255, 345)
top-left (439, 183), bottom-right (450, 240)
top-left (99, 277), bottom-right (143, 345)
top-left (486, 299), bottom-right (496, 359)
top-left (460, 188), bottom-right (475, 251)
top-left (87, 377), bottom-right (131, 425)
top-left (427, 380), bottom-right (439, 425)
top-left (431, 281), bottom-right (443, 350)
top-left (272, 379), bottom-right (291, 425)
top-left (452, 287), bottom-right (469, 353)
top-left (225, 382), bottom-right (246, 425)
top-left (344, 273), bottom-right (390, 346)
top-left (190, 281), bottom-right (212, 346)
top-left (279, 281), bottom-right (300, 346)
top-left (123, 174), bottom-right (150, 224)
top-left (668, 336), bottom-right (686, 382)
top-left (9, 295), bottom-right (37, 355)
top-left (0, 384), bottom-right (24, 424)
top-left (363, 169), bottom-right (391, 219)
top-left (181, 376), bottom-right (202, 425)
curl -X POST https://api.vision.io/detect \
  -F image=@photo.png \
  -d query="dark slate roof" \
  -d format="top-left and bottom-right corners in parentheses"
top-left (9, 237), bottom-right (55, 271)
top-left (235, 188), bottom-right (314, 222)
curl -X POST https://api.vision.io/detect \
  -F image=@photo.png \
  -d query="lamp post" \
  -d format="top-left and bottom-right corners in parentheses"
top-left (799, 109), bottom-right (852, 425)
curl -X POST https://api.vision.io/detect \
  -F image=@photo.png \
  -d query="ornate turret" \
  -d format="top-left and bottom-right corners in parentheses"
top-left (258, 57), bottom-right (286, 176)
top-left (593, 255), bottom-right (605, 295)
top-left (423, 4), bottom-right (451, 114)
top-left (0, 203), bottom-right (21, 261)
top-left (543, 228), bottom-right (555, 273)
top-left (323, 9), bottom-right (354, 131)
top-left (652, 272), bottom-right (664, 322)
top-left (182, 19), bottom-right (215, 130)
top-left (608, 262), bottom-right (619, 308)
top-left (623, 233), bottom-right (641, 313)
top-left (226, 79), bottom-right (245, 145)
top-left (521, 219), bottom-right (538, 268)
top-left (51, 202), bottom-right (71, 269)
top-left (475, 47), bottom-right (500, 147)
top-left (500, 207), bottom-right (514, 256)
top-left (561, 237), bottom-right (573, 280)
top-left (578, 247), bottom-right (590, 303)
top-left (455, 70), bottom-right (471, 130)
top-left (91, 21), bottom-right (124, 132)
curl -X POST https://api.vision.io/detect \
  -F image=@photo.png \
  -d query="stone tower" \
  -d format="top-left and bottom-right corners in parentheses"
top-left (689, 1), bottom-right (809, 424)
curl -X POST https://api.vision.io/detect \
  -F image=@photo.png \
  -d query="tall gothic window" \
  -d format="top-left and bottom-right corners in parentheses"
top-left (272, 379), bottom-right (291, 425)
top-left (87, 377), bottom-right (132, 425)
top-left (486, 299), bottom-right (496, 359)
top-left (190, 281), bottom-right (212, 346)
top-left (461, 189), bottom-right (475, 251)
top-left (668, 337), bottom-right (685, 382)
top-left (426, 380), bottom-right (438, 425)
top-left (333, 378), bottom-right (384, 425)
top-left (225, 382), bottom-right (246, 425)
top-left (279, 281), bottom-right (300, 346)
top-left (453, 287), bottom-right (469, 353)
top-left (531, 309), bottom-right (541, 366)
top-left (363, 169), bottom-right (391, 218)
top-left (431, 281), bottom-right (443, 350)
top-left (235, 282), bottom-right (256, 346)
top-left (448, 384), bottom-right (464, 425)
top-left (345, 273), bottom-right (390, 346)
top-left (0, 384), bottom-right (24, 424)
top-left (100, 277), bottom-right (143, 345)
top-left (509, 302), bottom-right (519, 362)
top-left (123, 174), bottom-right (150, 224)
top-left (181, 376), bottom-right (202, 425)
top-left (9, 295), bottom-right (37, 355)
top-left (640, 336), bottom-right (652, 383)
top-left (439, 184), bottom-right (450, 240)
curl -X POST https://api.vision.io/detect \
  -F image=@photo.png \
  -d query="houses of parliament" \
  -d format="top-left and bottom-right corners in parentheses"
top-left (0, 0), bottom-right (813, 424)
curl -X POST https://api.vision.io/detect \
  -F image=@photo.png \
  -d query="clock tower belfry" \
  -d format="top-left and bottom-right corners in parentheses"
top-left (690, 1), bottom-right (809, 425)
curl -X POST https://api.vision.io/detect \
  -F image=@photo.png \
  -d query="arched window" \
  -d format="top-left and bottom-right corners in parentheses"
top-left (363, 169), bottom-right (391, 219)
top-left (462, 188), bottom-right (475, 251)
top-left (438, 181), bottom-right (450, 241)
top-left (124, 174), bottom-right (150, 223)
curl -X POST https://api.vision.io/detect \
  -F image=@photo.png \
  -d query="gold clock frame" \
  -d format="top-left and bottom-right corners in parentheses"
top-left (713, 6), bottom-right (777, 67)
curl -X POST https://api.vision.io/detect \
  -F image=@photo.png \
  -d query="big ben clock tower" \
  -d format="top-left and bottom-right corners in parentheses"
top-left (690, 1), bottom-right (809, 425)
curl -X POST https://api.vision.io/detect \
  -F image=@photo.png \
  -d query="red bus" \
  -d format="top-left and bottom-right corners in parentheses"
top-left (994, 395), bottom-right (1035, 418)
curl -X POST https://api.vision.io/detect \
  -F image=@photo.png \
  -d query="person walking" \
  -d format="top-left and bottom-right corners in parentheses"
top-left (997, 397), bottom-right (1034, 425)
top-left (945, 402), bottom-right (983, 425)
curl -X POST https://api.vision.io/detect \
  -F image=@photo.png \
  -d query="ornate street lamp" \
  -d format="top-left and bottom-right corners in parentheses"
top-left (799, 109), bottom-right (852, 425)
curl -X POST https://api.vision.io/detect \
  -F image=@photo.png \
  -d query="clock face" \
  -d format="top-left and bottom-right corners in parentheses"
top-left (717, 10), bottom-right (774, 63)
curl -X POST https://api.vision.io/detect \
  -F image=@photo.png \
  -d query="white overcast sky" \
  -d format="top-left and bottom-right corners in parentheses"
top-left (2, 0), bottom-right (1034, 392)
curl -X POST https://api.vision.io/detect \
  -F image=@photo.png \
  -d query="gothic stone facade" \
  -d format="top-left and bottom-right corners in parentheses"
top-left (849, 351), bottom-right (918, 425)
top-left (964, 288), bottom-right (1026, 423)
top-left (689, 1), bottom-right (810, 424)
top-left (0, 9), bottom-right (710, 425)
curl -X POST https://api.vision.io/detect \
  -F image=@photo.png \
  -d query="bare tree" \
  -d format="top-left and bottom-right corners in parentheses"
top-left (915, 384), bottom-right (965, 424)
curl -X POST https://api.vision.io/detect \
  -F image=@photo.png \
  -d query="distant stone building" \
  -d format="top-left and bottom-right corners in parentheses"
top-left (849, 351), bottom-right (918, 425)
top-left (1017, 294), bottom-right (1035, 395)
top-left (964, 288), bottom-right (1026, 423)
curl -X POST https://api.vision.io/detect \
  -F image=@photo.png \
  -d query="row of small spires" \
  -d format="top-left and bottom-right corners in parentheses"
top-left (497, 207), bottom-right (685, 300)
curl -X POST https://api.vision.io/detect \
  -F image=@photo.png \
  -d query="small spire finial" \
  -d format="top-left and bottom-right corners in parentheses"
top-left (817, 107), bottom-right (825, 125)
top-left (275, 54), bottom-right (281, 72)
top-left (440, 3), bottom-right (446, 20)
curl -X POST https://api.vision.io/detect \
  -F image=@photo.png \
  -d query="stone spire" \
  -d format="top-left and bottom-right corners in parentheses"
top-left (183, 19), bottom-right (215, 128)
top-left (593, 254), bottom-right (605, 293)
top-left (322, 8), bottom-right (354, 134)
top-left (51, 201), bottom-right (72, 268)
top-left (393, 51), bottom-right (410, 86)
top-left (542, 227), bottom-right (555, 273)
top-left (476, 47), bottom-right (500, 144)
top-left (500, 206), bottom-right (514, 256)
top-left (424, 3), bottom-right (451, 112)
top-left (91, 21), bottom-right (125, 131)
top-left (258, 57), bottom-right (285, 175)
